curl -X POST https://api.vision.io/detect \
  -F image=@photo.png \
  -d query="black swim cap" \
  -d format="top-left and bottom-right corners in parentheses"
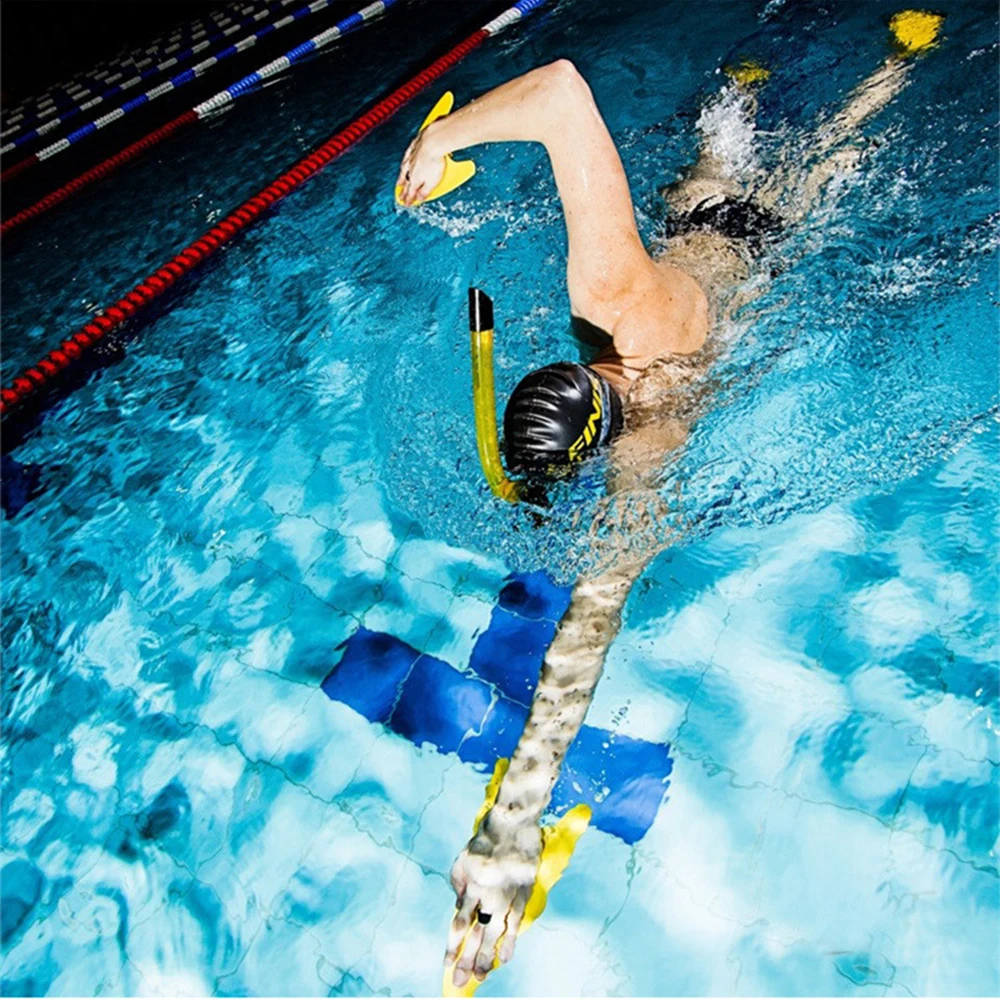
top-left (503, 363), bottom-right (623, 474)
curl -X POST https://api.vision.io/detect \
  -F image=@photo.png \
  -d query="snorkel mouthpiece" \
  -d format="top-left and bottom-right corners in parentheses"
top-left (469, 288), bottom-right (520, 503)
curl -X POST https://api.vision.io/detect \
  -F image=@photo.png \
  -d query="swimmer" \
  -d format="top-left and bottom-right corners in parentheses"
top-left (396, 11), bottom-right (941, 988)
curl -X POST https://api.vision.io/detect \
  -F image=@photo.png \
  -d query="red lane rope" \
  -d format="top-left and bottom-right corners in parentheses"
top-left (1, 111), bottom-right (199, 237)
top-left (1, 30), bottom-right (490, 420)
top-left (1, 155), bottom-right (36, 184)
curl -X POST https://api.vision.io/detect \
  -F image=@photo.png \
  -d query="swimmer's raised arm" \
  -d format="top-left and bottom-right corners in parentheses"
top-left (396, 61), bottom-right (652, 309)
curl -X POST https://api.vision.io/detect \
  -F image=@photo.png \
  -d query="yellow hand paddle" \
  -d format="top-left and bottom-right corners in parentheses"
top-left (442, 759), bottom-right (592, 997)
top-left (395, 92), bottom-right (476, 207)
top-left (889, 10), bottom-right (944, 56)
top-left (724, 58), bottom-right (771, 88)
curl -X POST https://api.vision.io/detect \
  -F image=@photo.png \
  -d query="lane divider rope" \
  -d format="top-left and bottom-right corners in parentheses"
top-left (1, 2), bottom-right (298, 142)
top-left (0, 0), bottom-right (365, 167)
top-left (1, 111), bottom-right (200, 228)
top-left (194, 0), bottom-right (396, 117)
top-left (2, 4), bottom-right (259, 129)
top-left (1, 1), bottom-right (396, 234)
top-left (0, 0), bottom-right (547, 420)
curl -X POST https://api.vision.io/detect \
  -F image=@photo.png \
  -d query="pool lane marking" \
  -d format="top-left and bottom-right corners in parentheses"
top-left (1, 1), bottom-right (397, 232)
top-left (322, 569), bottom-right (673, 845)
top-left (0, 0), bottom-right (548, 420)
top-left (0, 2), bottom-right (301, 144)
top-left (0, 0), bottom-right (377, 170)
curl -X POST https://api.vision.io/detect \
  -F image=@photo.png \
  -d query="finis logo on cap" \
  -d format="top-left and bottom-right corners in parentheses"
top-left (567, 376), bottom-right (604, 462)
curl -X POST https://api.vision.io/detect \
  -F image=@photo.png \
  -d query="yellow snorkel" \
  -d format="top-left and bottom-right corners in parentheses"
top-left (469, 288), bottom-right (520, 503)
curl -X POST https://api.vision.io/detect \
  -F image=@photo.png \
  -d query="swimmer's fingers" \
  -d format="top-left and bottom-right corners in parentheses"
top-left (407, 181), bottom-right (429, 207)
top-left (453, 920), bottom-right (485, 988)
top-left (497, 888), bottom-right (529, 966)
top-left (396, 131), bottom-right (445, 206)
top-left (396, 140), bottom-right (416, 196)
top-left (445, 890), bottom-right (477, 967)
top-left (401, 134), bottom-right (428, 200)
top-left (401, 180), bottom-right (426, 207)
top-left (450, 862), bottom-right (469, 902)
top-left (399, 166), bottom-right (423, 207)
top-left (472, 897), bottom-right (513, 981)
top-left (397, 168), bottom-right (425, 207)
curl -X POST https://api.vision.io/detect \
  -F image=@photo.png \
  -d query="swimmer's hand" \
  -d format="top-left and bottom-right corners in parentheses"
top-left (396, 123), bottom-right (446, 207)
top-left (445, 811), bottom-right (542, 987)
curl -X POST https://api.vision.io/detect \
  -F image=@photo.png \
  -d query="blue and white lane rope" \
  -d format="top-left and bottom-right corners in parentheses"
top-left (1, 6), bottom-right (256, 129)
top-left (1, 0), bottom-right (350, 157)
top-left (194, 0), bottom-right (396, 117)
top-left (0, 10), bottom-right (234, 130)
top-left (483, 0), bottom-right (546, 35)
top-left (1, 3), bottom-right (287, 138)
top-left (31, 4), bottom-right (255, 86)
top-left (1, 0), bottom-right (326, 153)
top-left (0, 0), bottom-right (395, 193)
top-left (1, 3), bottom-right (278, 137)
top-left (2, 5), bottom-right (290, 140)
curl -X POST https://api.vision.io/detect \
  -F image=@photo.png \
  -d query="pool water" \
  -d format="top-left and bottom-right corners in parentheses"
top-left (2, 0), bottom-right (998, 995)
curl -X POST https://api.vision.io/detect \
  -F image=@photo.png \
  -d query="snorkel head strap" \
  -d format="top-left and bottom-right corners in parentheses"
top-left (468, 288), bottom-right (624, 503)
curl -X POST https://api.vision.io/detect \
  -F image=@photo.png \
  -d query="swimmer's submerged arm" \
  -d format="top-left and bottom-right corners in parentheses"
top-left (492, 402), bottom-right (695, 828)
top-left (446, 556), bottom-right (648, 986)
top-left (446, 367), bottom-right (700, 986)
top-left (491, 564), bottom-right (638, 821)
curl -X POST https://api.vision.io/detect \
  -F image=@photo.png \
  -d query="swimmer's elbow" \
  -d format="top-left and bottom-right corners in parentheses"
top-left (543, 59), bottom-right (582, 84)
top-left (538, 59), bottom-right (592, 105)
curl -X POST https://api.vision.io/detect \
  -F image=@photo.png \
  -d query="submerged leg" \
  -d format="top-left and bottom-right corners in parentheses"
top-left (663, 67), bottom-right (768, 216)
top-left (755, 10), bottom-right (944, 220)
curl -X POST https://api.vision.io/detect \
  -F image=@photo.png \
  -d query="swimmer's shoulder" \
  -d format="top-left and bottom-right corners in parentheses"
top-left (650, 258), bottom-right (710, 352)
top-left (569, 250), bottom-right (709, 376)
top-left (609, 260), bottom-right (709, 366)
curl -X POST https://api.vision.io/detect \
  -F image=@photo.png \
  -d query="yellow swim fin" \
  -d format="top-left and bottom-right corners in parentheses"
top-left (395, 92), bottom-right (476, 207)
top-left (889, 10), bottom-right (944, 56)
top-left (442, 759), bottom-right (592, 997)
top-left (724, 58), bottom-right (771, 88)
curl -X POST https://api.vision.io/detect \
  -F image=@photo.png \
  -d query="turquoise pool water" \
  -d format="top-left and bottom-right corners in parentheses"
top-left (2, 0), bottom-right (998, 995)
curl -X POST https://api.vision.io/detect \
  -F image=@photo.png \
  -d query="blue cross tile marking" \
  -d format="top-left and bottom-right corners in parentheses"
top-left (468, 569), bottom-right (571, 706)
top-left (321, 573), bottom-right (672, 844)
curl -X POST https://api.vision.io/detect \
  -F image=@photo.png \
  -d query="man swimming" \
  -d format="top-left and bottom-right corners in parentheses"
top-left (396, 12), bottom-right (940, 987)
